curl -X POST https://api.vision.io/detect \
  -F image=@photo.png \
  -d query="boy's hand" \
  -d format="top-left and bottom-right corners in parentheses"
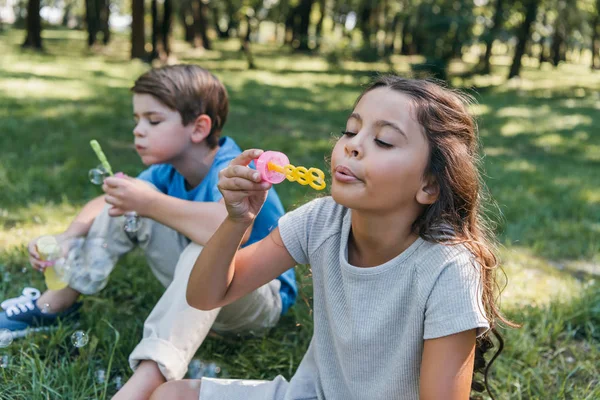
top-left (218, 149), bottom-right (272, 224)
top-left (27, 234), bottom-right (71, 272)
top-left (27, 236), bottom-right (51, 272)
top-left (103, 174), bottom-right (157, 217)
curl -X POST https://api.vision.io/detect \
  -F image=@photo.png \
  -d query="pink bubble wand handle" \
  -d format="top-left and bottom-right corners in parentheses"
top-left (256, 151), bottom-right (326, 191)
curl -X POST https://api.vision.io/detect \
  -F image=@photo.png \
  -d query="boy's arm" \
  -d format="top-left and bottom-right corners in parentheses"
top-left (59, 195), bottom-right (107, 239)
top-left (102, 175), bottom-right (233, 246)
top-left (141, 192), bottom-right (229, 246)
top-left (28, 195), bottom-right (106, 270)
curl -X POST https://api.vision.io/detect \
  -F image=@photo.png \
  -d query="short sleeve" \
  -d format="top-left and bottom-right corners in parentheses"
top-left (207, 160), bottom-right (231, 202)
top-left (278, 199), bottom-right (321, 265)
top-left (137, 165), bottom-right (169, 193)
top-left (423, 252), bottom-right (490, 340)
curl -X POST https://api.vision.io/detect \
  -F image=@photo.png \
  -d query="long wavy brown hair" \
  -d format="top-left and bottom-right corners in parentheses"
top-left (356, 76), bottom-right (519, 399)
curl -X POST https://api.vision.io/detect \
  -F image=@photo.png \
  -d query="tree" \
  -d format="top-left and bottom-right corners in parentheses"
top-left (508, 0), bottom-right (541, 79)
top-left (480, 0), bottom-right (506, 74)
top-left (22, 0), bottom-right (42, 50)
top-left (593, 0), bottom-right (600, 68)
top-left (131, 0), bottom-right (146, 59)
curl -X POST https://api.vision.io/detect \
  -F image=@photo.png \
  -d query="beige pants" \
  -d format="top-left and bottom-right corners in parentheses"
top-left (68, 205), bottom-right (282, 380)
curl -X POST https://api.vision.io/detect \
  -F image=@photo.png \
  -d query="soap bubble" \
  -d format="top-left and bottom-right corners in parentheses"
top-left (40, 303), bottom-right (51, 314)
top-left (96, 369), bottom-right (106, 384)
top-left (71, 330), bottom-right (89, 348)
top-left (114, 375), bottom-right (123, 390)
top-left (187, 359), bottom-right (221, 379)
top-left (88, 165), bottom-right (109, 185)
top-left (204, 362), bottom-right (221, 378)
top-left (0, 329), bottom-right (13, 348)
top-left (188, 359), bottom-right (203, 379)
top-left (0, 355), bottom-right (8, 368)
top-left (123, 212), bottom-right (141, 233)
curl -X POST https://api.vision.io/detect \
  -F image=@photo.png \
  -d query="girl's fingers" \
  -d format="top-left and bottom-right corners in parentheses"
top-left (228, 149), bottom-right (263, 168)
top-left (221, 165), bottom-right (263, 183)
top-left (219, 177), bottom-right (270, 192)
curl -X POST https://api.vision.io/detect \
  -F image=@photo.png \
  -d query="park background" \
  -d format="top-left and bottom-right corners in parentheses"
top-left (0, 0), bottom-right (599, 398)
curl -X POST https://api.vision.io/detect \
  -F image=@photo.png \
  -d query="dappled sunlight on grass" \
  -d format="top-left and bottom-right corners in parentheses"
top-left (499, 247), bottom-right (592, 309)
top-left (0, 27), bottom-right (598, 399)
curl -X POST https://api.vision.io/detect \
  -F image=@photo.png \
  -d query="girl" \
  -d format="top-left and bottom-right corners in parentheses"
top-left (151, 76), bottom-right (515, 400)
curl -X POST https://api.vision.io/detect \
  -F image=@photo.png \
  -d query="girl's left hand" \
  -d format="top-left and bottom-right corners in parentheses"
top-left (102, 174), bottom-right (157, 217)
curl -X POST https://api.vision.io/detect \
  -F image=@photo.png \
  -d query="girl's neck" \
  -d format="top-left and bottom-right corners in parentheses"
top-left (348, 209), bottom-right (420, 268)
top-left (171, 144), bottom-right (220, 189)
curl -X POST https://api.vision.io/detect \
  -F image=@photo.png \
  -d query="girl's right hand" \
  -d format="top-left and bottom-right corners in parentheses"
top-left (218, 149), bottom-right (272, 224)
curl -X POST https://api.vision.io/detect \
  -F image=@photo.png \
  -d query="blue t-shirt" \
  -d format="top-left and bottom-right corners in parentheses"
top-left (137, 136), bottom-right (297, 315)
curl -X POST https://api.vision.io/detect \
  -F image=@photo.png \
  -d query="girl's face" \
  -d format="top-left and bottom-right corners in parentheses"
top-left (331, 87), bottom-right (434, 213)
top-left (132, 93), bottom-right (194, 166)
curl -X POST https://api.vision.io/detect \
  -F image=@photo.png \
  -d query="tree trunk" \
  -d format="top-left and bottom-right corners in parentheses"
top-left (150, 0), bottom-right (159, 60)
top-left (62, 1), bottom-right (72, 26)
top-left (480, 0), bottom-right (504, 74)
top-left (22, 0), bottom-right (42, 49)
top-left (180, 1), bottom-right (195, 44)
top-left (242, 13), bottom-right (256, 69)
top-left (295, 0), bottom-right (315, 51)
top-left (224, 0), bottom-right (238, 37)
top-left (162, 0), bottom-right (172, 56)
top-left (400, 18), bottom-right (412, 55)
top-left (384, 13), bottom-right (400, 55)
top-left (315, 0), bottom-right (326, 47)
top-left (131, 0), bottom-right (146, 59)
top-left (551, 17), bottom-right (563, 67)
top-left (508, 0), bottom-right (540, 79)
top-left (359, 0), bottom-right (374, 48)
top-left (85, 0), bottom-right (99, 46)
top-left (192, 0), bottom-right (211, 49)
top-left (592, 4), bottom-right (600, 69)
top-left (100, 0), bottom-right (110, 44)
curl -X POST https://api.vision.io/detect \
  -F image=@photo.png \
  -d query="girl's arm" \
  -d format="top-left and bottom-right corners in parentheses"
top-left (186, 149), bottom-right (297, 310)
top-left (419, 329), bottom-right (477, 400)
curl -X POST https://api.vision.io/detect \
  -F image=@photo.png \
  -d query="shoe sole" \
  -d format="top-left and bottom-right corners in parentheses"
top-left (8, 321), bottom-right (81, 339)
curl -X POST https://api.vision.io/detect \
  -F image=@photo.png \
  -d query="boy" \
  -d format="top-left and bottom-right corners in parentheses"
top-left (0, 65), bottom-right (297, 399)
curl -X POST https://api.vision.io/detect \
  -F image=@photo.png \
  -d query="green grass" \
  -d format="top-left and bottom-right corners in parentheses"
top-left (0, 28), bottom-right (598, 399)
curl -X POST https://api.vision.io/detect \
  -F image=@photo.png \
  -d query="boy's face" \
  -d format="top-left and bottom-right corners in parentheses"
top-left (132, 94), bottom-right (193, 166)
top-left (330, 87), bottom-right (433, 213)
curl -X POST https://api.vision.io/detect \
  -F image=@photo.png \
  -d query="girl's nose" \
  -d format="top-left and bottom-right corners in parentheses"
top-left (345, 134), bottom-right (363, 159)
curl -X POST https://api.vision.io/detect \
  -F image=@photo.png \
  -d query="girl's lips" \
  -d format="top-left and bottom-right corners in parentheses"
top-left (334, 165), bottom-right (361, 183)
top-left (135, 145), bottom-right (145, 151)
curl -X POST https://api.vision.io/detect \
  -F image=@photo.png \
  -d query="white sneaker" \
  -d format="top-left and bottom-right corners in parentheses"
top-left (1, 287), bottom-right (41, 311)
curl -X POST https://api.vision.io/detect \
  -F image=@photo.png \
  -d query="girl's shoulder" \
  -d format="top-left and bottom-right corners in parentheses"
top-left (414, 241), bottom-right (479, 282)
top-left (287, 196), bottom-right (347, 226)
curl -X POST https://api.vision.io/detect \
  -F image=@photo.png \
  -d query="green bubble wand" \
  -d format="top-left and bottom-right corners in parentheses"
top-left (88, 140), bottom-right (140, 232)
top-left (90, 140), bottom-right (114, 176)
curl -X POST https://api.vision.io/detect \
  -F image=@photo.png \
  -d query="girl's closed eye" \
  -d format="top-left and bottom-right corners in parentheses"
top-left (342, 130), bottom-right (392, 148)
top-left (149, 120), bottom-right (162, 126)
top-left (375, 138), bottom-right (392, 148)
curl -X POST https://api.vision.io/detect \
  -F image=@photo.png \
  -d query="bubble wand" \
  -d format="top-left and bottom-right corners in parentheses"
top-left (88, 140), bottom-right (141, 232)
top-left (90, 140), bottom-right (114, 176)
top-left (256, 151), bottom-right (326, 191)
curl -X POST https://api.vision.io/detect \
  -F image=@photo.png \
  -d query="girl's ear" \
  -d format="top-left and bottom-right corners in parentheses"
top-left (191, 114), bottom-right (212, 143)
top-left (416, 174), bottom-right (439, 205)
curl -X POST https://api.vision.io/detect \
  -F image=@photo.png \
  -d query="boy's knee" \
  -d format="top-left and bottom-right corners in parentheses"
top-left (150, 380), bottom-right (201, 400)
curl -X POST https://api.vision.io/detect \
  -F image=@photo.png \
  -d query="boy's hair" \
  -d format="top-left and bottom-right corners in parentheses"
top-left (131, 64), bottom-right (229, 148)
top-left (356, 76), bottom-right (519, 400)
